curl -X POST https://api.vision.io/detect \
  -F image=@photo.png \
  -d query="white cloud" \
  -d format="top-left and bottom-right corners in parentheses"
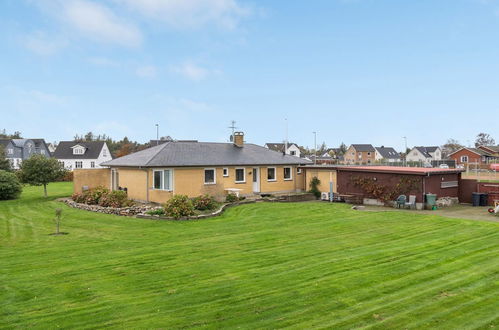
top-left (135, 65), bottom-right (158, 78)
top-left (60, 0), bottom-right (142, 47)
top-left (87, 56), bottom-right (120, 67)
top-left (23, 31), bottom-right (67, 55)
top-left (115, 0), bottom-right (251, 29)
top-left (171, 62), bottom-right (219, 81)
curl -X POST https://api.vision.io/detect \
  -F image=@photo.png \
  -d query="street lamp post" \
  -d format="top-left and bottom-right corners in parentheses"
top-left (403, 136), bottom-right (407, 166)
top-left (313, 131), bottom-right (317, 165)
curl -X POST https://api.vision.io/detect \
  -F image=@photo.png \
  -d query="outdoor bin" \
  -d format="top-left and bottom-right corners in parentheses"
top-left (472, 192), bottom-right (481, 207)
top-left (472, 192), bottom-right (481, 206)
top-left (480, 193), bottom-right (489, 206)
top-left (425, 194), bottom-right (437, 209)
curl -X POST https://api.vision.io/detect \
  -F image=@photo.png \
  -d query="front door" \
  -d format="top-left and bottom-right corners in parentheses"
top-left (252, 167), bottom-right (260, 193)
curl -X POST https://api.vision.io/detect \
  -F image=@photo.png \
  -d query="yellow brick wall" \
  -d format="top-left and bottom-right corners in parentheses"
top-left (304, 168), bottom-right (337, 194)
top-left (75, 165), bottom-right (304, 204)
top-left (73, 169), bottom-right (111, 193)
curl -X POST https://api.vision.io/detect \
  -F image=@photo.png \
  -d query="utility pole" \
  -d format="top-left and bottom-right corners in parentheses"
top-left (313, 131), bottom-right (317, 165)
top-left (156, 124), bottom-right (159, 145)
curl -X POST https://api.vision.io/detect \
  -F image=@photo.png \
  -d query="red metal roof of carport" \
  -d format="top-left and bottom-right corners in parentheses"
top-left (300, 165), bottom-right (465, 176)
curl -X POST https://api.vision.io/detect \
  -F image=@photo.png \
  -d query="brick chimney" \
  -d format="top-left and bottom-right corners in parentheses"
top-left (233, 132), bottom-right (244, 147)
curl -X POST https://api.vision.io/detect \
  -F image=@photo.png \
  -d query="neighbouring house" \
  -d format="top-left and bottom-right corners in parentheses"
top-left (73, 132), bottom-right (311, 203)
top-left (54, 141), bottom-right (113, 170)
top-left (301, 165), bottom-right (464, 209)
top-left (477, 145), bottom-right (499, 157)
top-left (46, 143), bottom-right (57, 154)
top-left (321, 148), bottom-right (341, 158)
top-left (374, 146), bottom-right (401, 163)
top-left (406, 146), bottom-right (442, 164)
top-left (448, 147), bottom-right (499, 166)
top-left (0, 138), bottom-right (51, 169)
top-left (343, 144), bottom-right (376, 164)
top-left (264, 142), bottom-right (301, 157)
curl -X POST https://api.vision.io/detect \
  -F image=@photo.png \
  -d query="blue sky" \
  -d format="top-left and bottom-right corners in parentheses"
top-left (1, 0), bottom-right (498, 150)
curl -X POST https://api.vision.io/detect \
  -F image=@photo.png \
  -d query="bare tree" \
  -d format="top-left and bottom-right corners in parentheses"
top-left (475, 133), bottom-right (495, 147)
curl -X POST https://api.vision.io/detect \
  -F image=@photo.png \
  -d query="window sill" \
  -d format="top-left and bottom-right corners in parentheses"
top-left (284, 178), bottom-right (293, 181)
top-left (235, 181), bottom-right (246, 184)
top-left (204, 182), bottom-right (216, 185)
top-left (267, 179), bottom-right (277, 182)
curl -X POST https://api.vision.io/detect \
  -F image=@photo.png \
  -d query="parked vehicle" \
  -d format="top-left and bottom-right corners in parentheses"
top-left (439, 164), bottom-right (449, 169)
top-left (490, 163), bottom-right (499, 171)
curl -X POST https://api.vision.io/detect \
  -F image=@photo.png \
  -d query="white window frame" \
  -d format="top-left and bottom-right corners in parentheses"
top-left (461, 155), bottom-right (468, 162)
top-left (204, 168), bottom-right (216, 185)
top-left (75, 161), bottom-right (83, 169)
top-left (283, 167), bottom-right (293, 180)
top-left (153, 169), bottom-right (174, 191)
top-left (297, 168), bottom-right (302, 174)
top-left (73, 147), bottom-right (84, 155)
top-left (267, 167), bottom-right (276, 182)
top-left (223, 168), bottom-right (229, 177)
top-left (235, 168), bottom-right (246, 183)
top-left (7, 148), bottom-right (13, 155)
top-left (90, 161), bottom-right (95, 168)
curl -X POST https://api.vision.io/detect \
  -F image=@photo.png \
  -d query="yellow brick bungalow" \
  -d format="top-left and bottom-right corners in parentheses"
top-left (73, 132), bottom-right (311, 203)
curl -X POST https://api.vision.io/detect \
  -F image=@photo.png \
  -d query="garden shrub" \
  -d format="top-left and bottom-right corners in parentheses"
top-left (98, 190), bottom-right (133, 208)
top-left (163, 195), bottom-right (194, 219)
top-left (0, 170), bottom-right (22, 200)
top-left (84, 186), bottom-right (109, 205)
top-left (146, 208), bottom-right (165, 216)
top-left (192, 194), bottom-right (216, 210)
top-left (225, 193), bottom-right (238, 203)
top-left (72, 187), bottom-right (133, 208)
top-left (309, 176), bottom-right (321, 199)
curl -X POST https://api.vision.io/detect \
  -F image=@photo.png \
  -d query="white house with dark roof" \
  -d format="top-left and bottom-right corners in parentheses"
top-left (406, 146), bottom-right (442, 163)
top-left (374, 146), bottom-right (401, 163)
top-left (53, 141), bottom-right (112, 170)
top-left (264, 142), bottom-right (301, 157)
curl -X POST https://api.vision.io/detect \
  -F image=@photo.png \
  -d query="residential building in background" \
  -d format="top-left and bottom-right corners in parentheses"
top-left (375, 146), bottom-right (401, 163)
top-left (343, 144), bottom-right (376, 164)
top-left (264, 142), bottom-right (301, 157)
top-left (449, 147), bottom-right (499, 166)
top-left (54, 141), bottom-right (112, 170)
top-left (0, 138), bottom-right (50, 169)
top-left (406, 146), bottom-right (442, 163)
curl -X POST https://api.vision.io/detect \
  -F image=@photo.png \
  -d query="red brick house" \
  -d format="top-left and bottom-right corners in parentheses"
top-left (448, 147), bottom-right (497, 166)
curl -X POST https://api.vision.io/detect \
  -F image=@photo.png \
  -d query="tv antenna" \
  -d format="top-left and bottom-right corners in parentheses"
top-left (228, 120), bottom-right (238, 141)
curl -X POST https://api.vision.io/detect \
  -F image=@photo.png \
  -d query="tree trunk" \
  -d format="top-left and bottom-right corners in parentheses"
top-left (56, 220), bottom-right (59, 234)
top-left (44, 184), bottom-right (47, 197)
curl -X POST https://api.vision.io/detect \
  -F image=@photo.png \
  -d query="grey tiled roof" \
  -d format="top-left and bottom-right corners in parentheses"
top-left (375, 147), bottom-right (400, 159)
top-left (102, 141), bottom-right (311, 167)
top-left (352, 144), bottom-right (376, 152)
top-left (414, 146), bottom-right (439, 158)
top-left (265, 142), bottom-right (299, 153)
top-left (53, 141), bottom-right (107, 159)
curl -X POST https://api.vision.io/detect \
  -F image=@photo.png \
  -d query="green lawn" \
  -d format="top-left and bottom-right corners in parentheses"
top-left (1, 183), bottom-right (498, 329)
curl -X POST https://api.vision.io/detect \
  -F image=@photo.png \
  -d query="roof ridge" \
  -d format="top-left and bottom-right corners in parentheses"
top-left (145, 142), bottom-right (172, 166)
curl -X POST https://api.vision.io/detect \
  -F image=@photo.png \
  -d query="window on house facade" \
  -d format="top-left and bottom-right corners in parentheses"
top-left (235, 168), bottom-right (245, 183)
top-left (59, 161), bottom-right (64, 168)
top-left (367, 152), bottom-right (371, 156)
top-left (297, 168), bottom-right (302, 174)
top-left (153, 169), bottom-right (173, 190)
top-left (223, 168), bottom-right (229, 177)
top-left (461, 156), bottom-right (468, 162)
top-left (283, 167), bottom-right (292, 180)
top-left (7, 148), bottom-right (13, 155)
top-left (91, 161), bottom-right (95, 168)
top-left (103, 149), bottom-right (107, 157)
top-left (290, 151), bottom-right (296, 156)
top-left (73, 148), bottom-right (84, 155)
top-left (204, 169), bottom-right (216, 184)
top-left (267, 167), bottom-right (276, 181)
top-left (75, 161), bottom-right (83, 169)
